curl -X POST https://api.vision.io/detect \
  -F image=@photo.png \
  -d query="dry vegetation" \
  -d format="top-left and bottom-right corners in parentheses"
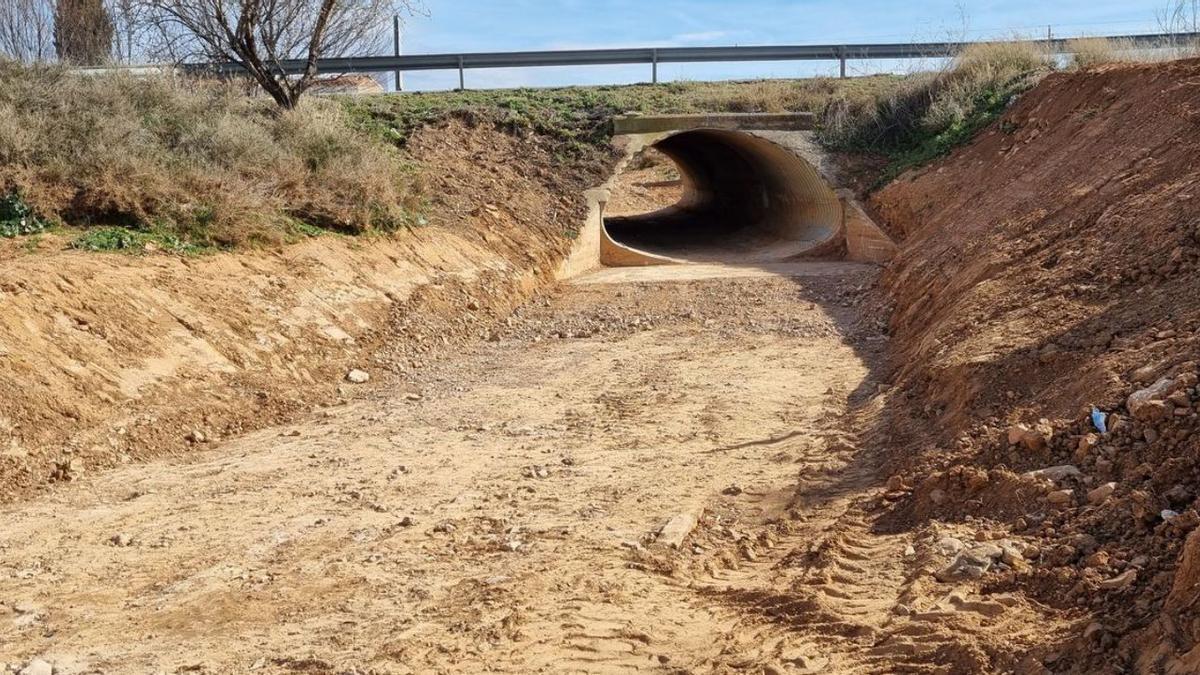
top-left (1066, 37), bottom-right (1139, 68)
top-left (0, 61), bottom-right (419, 248)
top-left (819, 41), bottom-right (1051, 180)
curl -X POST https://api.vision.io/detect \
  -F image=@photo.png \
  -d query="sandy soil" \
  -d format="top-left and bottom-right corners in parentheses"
top-left (0, 119), bottom-right (610, 505)
top-left (0, 263), bottom-right (1068, 674)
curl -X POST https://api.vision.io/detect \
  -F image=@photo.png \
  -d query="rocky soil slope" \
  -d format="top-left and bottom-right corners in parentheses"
top-left (871, 57), bottom-right (1200, 672)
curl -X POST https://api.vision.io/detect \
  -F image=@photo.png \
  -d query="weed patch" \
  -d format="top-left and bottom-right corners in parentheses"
top-left (70, 226), bottom-right (212, 255)
top-left (0, 191), bottom-right (47, 238)
top-left (820, 42), bottom-right (1049, 185)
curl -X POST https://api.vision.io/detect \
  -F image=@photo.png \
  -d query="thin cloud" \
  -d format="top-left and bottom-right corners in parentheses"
top-left (670, 30), bottom-right (732, 43)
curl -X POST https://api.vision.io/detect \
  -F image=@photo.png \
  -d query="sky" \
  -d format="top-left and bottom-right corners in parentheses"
top-left (389, 0), bottom-right (1184, 90)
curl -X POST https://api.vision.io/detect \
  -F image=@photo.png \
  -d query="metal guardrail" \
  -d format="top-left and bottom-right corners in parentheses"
top-left (185, 32), bottom-right (1200, 87)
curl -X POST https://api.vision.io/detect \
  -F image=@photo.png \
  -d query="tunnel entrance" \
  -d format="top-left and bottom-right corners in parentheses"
top-left (602, 129), bottom-right (844, 265)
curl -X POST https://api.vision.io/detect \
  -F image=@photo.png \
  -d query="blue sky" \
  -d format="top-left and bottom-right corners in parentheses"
top-left (391, 0), bottom-right (1179, 90)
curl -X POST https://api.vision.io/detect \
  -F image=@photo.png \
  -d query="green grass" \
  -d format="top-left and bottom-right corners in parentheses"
top-left (871, 75), bottom-right (1036, 186)
top-left (70, 226), bottom-right (213, 255)
top-left (340, 77), bottom-right (902, 155)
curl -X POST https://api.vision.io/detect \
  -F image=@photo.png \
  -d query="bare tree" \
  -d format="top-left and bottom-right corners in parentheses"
top-left (55, 0), bottom-right (116, 64)
top-left (139, 0), bottom-right (420, 108)
top-left (1158, 0), bottom-right (1200, 37)
top-left (1157, 0), bottom-right (1200, 55)
top-left (106, 0), bottom-right (148, 62)
top-left (0, 0), bottom-right (56, 63)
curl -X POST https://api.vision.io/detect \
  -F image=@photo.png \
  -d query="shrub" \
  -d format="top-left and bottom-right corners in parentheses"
top-left (0, 61), bottom-right (418, 246)
top-left (820, 40), bottom-right (1050, 181)
top-left (1067, 38), bottom-right (1136, 68)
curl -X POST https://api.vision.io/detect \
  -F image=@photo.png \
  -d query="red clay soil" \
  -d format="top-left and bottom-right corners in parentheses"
top-left (870, 58), bottom-right (1200, 672)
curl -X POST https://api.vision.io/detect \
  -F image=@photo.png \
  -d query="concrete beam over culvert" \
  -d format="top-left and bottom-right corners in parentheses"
top-left (612, 113), bottom-right (816, 135)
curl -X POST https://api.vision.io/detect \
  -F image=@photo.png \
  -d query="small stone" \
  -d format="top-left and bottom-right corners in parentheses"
top-left (936, 536), bottom-right (966, 554)
top-left (1085, 551), bottom-right (1110, 568)
top-left (404, 392), bottom-right (422, 401)
top-left (345, 369), bottom-right (370, 384)
top-left (999, 542), bottom-right (1025, 566)
top-left (187, 430), bottom-right (207, 444)
top-left (1007, 424), bottom-right (1049, 451)
top-left (1128, 377), bottom-right (1177, 420)
top-left (19, 660), bottom-right (52, 675)
top-left (13, 600), bottom-right (39, 614)
top-left (109, 533), bottom-right (133, 547)
top-left (968, 543), bottom-right (1004, 560)
top-left (54, 458), bottom-right (85, 482)
top-left (1128, 372), bottom-right (1176, 415)
top-left (1024, 465), bottom-right (1082, 483)
top-left (1132, 365), bottom-right (1158, 384)
top-left (722, 485), bottom-right (743, 496)
top-left (1099, 569), bottom-right (1137, 590)
top-left (1083, 622), bottom-right (1106, 641)
top-left (1087, 482), bottom-right (1117, 505)
top-left (620, 540), bottom-right (646, 553)
top-left (658, 510), bottom-right (702, 549)
top-left (524, 465), bottom-right (550, 479)
top-left (397, 516), bottom-right (414, 527)
top-left (1074, 434), bottom-right (1099, 462)
top-left (929, 488), bottom-right (948, 506)
top-left (1047, 489), bottom-right (1074, 506)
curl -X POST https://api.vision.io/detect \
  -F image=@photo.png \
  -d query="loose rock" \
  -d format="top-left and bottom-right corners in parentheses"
top-left (19, 660), bottom-right (52, 675)
top-left (1087, 482), bottom-right (1117, 505)
top-left (1024, 465), bottom-right (1081, 483)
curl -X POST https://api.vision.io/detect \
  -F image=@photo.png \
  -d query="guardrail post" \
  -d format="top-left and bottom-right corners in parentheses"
top-left (458, 55), bottom-right (465, 90)
top-left (839, 47), bottom-right (847, 79)
top-left (392, 15), bottom-right (402, 92)
top-left (651, 48), bottom-right (658, 84)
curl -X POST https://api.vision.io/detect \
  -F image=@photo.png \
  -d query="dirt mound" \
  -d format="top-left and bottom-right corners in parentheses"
top-left (870, 58), bottom-right (1200, 671)
top-left (0, 118), bottom-right (613, 504)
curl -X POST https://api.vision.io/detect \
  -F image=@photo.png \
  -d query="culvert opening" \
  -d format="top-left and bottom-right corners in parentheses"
top-left (603, 129), bottom-right (843, 265)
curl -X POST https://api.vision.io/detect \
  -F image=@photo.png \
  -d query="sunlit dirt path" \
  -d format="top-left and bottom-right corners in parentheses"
top-left (0, 263), bottom-right (1064, 674)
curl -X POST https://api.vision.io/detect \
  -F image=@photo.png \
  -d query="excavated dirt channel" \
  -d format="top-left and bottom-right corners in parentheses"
top-left (603, 130), bottom-right (843, 264)
top-left (0, 263), bottom-right (1067, 674)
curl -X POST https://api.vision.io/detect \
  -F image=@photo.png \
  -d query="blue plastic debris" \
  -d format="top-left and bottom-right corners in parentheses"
top-left (1091, 407), bottom-right (1108, 435)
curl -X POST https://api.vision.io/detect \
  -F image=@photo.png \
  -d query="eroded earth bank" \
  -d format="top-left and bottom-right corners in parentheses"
top-left (3, 58), bottom-right (1200, 675)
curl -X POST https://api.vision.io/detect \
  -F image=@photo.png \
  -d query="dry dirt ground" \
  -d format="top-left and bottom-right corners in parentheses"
top-left (0, 262), bottom-right (1069, 674)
